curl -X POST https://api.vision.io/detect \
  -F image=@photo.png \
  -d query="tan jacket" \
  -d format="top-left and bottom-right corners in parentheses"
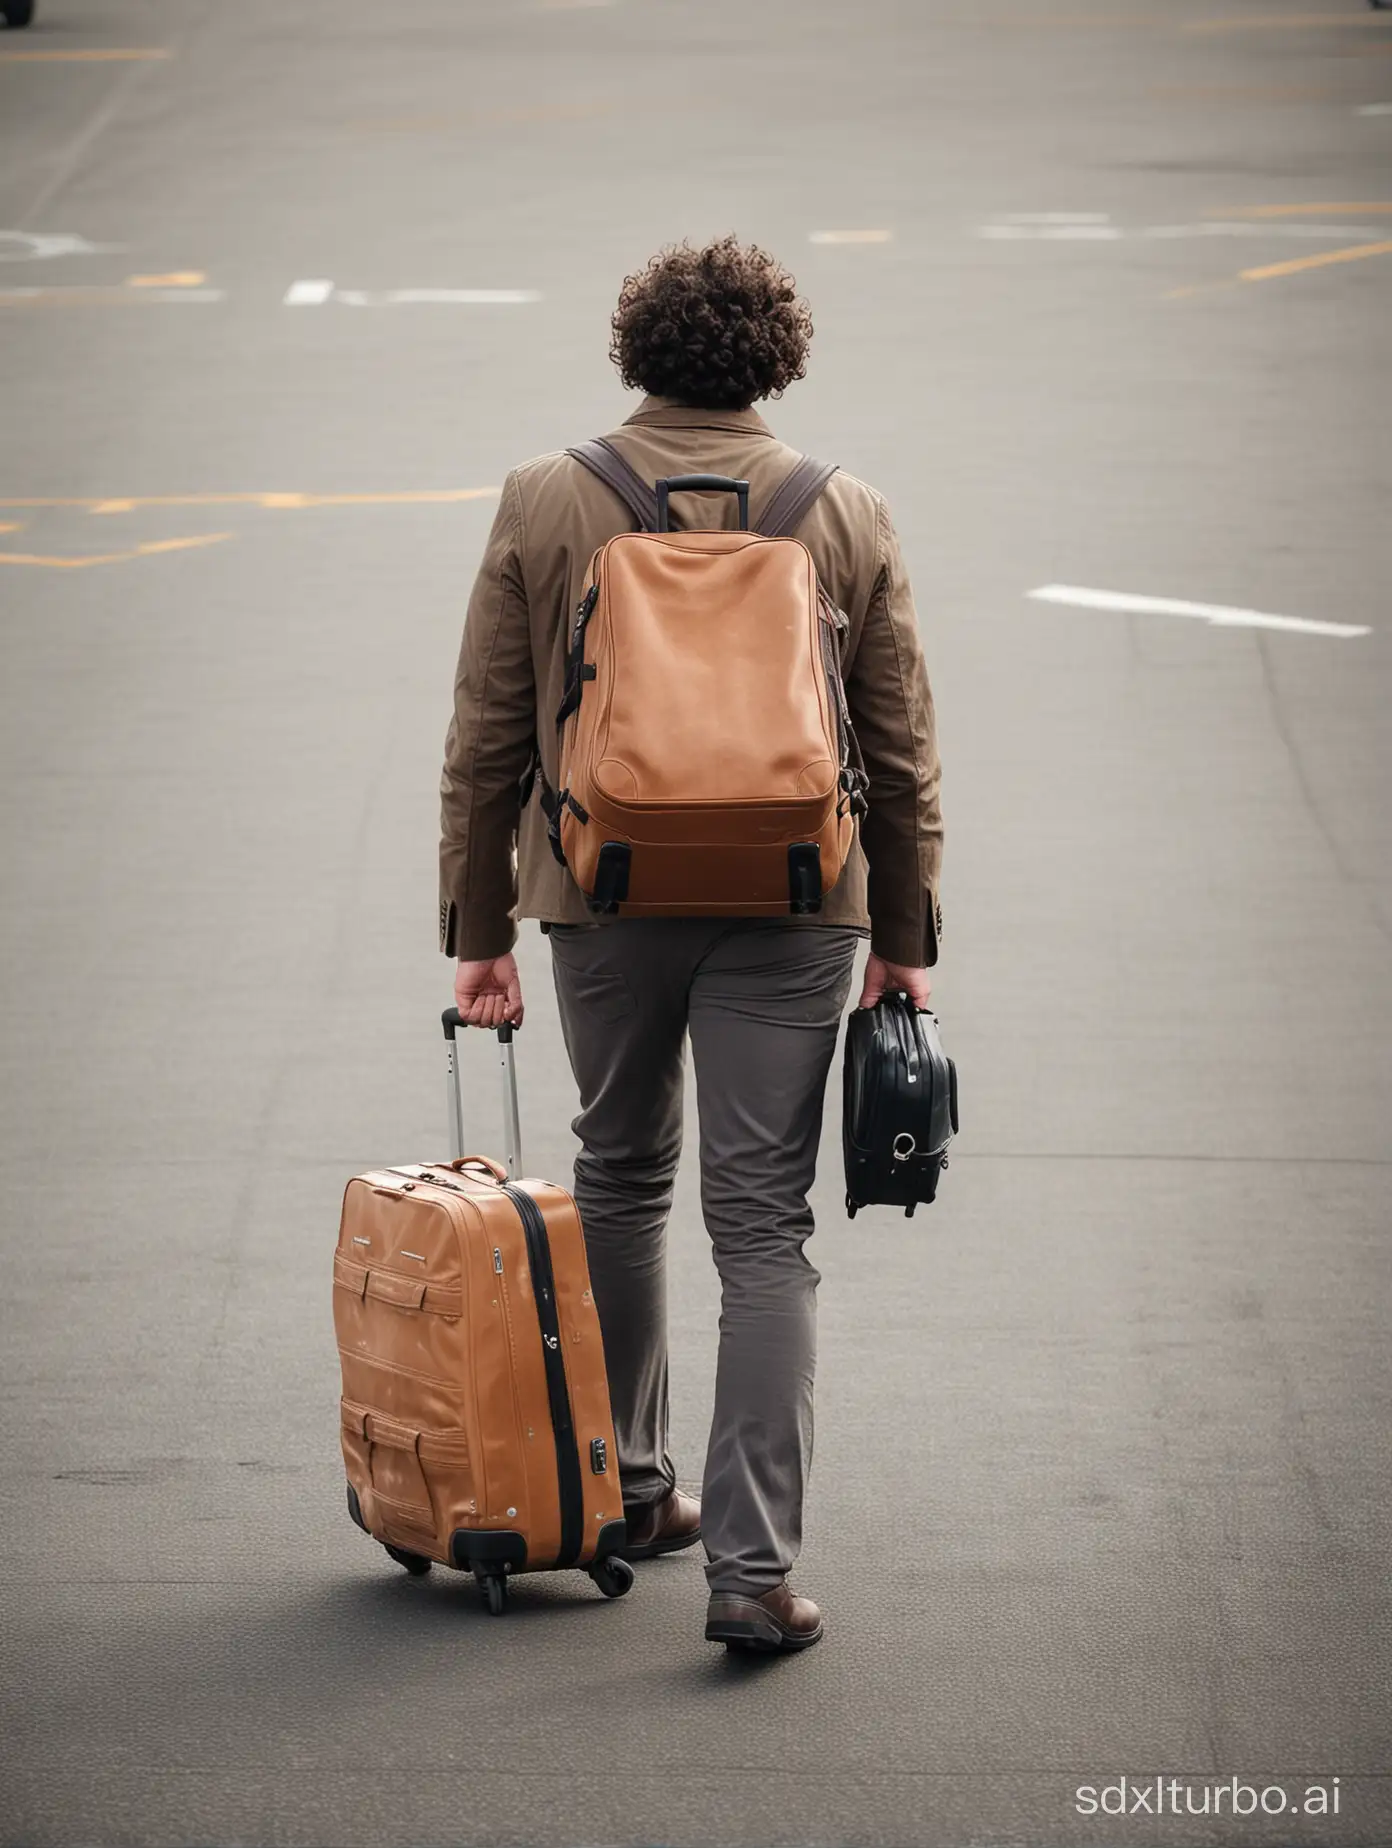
top-left (440, 398), bottom-right (943, 967)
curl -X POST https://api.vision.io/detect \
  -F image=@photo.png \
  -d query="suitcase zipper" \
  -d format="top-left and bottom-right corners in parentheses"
top-left (503, 1185), bottom-right (584, 1570)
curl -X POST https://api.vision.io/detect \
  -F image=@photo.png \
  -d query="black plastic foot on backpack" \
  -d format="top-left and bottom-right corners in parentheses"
top-left (588, 841), bottom-right (632, 915)
top-left (787, 843), bottom-right (823, 915)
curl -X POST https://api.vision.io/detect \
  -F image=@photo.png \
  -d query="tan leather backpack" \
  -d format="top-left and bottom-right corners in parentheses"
top-left (541, 443), bottom-right (866, 918)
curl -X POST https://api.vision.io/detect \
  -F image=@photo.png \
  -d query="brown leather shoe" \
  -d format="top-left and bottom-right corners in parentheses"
top-left (619, 1487), bottom-right (701, 1561)
top-left (705, 1581), bottom-right (824, 1652)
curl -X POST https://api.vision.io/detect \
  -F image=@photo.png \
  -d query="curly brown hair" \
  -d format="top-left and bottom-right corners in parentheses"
top-left (609, 237), bottom-right (813, 411)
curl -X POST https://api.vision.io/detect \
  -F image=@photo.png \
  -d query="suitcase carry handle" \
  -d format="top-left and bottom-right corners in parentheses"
top-left (654, 474), bottom-right (750, 533)
top-left (440, 1009), bottom-right (522, 1178)
top-left (447, 1155), bottom-right (509, 1184)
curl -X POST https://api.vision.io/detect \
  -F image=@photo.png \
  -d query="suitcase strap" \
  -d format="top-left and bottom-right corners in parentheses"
top-left (340, 1401), bottom-right (469, 1465)
top-left (333, 1252), bottom-right (462, 1317)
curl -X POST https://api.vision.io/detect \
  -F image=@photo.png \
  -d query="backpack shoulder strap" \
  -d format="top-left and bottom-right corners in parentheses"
top-left (754, 455), bottom-right (839, 538)
top-left (566, 438), bottom-right (659, 533)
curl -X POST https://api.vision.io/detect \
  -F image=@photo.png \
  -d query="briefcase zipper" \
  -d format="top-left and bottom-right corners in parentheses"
top-left (504, 1185), bottom-right (584, 1570)
top-left (894, 999), bottom-right (920, 1084)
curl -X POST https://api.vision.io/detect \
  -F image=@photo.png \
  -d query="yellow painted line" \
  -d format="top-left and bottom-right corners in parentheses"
top-left (0, 47), bottom-right (173, 63)
top-left (0, 533), bottom-right (232, 570)
top-left (0, 489), bottom-right (501, 514)
top-left (131, 533), bottom-right (233, 556)
top-left (1212, 202), bottom-right (1392, 217)
top-left (126, 271), bottom-right (206, 288)
top-left (1185, 13), bottom-right (1392, 31)
top-left (1240, 238), bottom-right (1392, 282)
top-left (0, 521), bottom-right (21, 534)
top-left (1169, 238), bottom-right (1392, 296)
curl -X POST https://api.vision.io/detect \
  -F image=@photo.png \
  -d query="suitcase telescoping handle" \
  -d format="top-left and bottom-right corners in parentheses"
top-left (654, 474), bottom-right (750, 533)
top-left (441, 1008), bottom-right (522, 1180)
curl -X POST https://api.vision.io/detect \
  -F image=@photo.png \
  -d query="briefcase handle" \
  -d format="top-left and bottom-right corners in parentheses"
top-left (440, 1009), bottom-right (521, 1178)
top-left (654, 474), bottom-right (750, 533)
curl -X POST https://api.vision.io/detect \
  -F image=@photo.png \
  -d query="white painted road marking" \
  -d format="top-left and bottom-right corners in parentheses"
top-left (283, 280), bottom-right (540, 306)
top-left (338, 288), bottom-right (540, 305)
top-left (808, 230), bottom-right (893, 245)
top-left (1357, 103), bottom-right (1392, 116)
top-left (981, 214), bottom-right (1121, 239)
top-left (0, 231), bottom-right (119, 262)
top-left (980, 214), bottom-right (1384, 242)
top-left (283, 279), bottom-right (335, 305)
top-left (1147, 221), bottom-right (1384, 240)
top-left (1027, 585), bottom-right (1370, 640)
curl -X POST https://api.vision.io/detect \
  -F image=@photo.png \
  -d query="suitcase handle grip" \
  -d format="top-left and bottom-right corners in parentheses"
top-left (654, 474), bottom-right (750, 533)
top-left (441, 1007), bottom-right (515, 1043)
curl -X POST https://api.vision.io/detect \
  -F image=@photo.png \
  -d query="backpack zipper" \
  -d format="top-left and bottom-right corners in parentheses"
top-left (817, 592), bottom-right (860, 799)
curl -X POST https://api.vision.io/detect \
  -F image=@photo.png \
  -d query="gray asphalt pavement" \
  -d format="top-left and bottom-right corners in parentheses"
top-left (2, 2), bottom-right (1390, 1845)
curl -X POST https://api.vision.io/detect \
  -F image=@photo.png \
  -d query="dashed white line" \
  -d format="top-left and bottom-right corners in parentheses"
top-left (1027, 585), bottom-right (1370, 640)
top-left (284, 279), bottom-right (335, 305)
top-left (808, 230), bottom-right (893, 245)
top-left (979, 215), bottom-right (1384, 242)
top-left (994, 212), bottom-right (1113, 225)
top-left (980, 222), bottom-right (1122, 240)
top-left (337, 288), bottom-right (541, 306)
top-left (283, 280), bottom-right (540, 306)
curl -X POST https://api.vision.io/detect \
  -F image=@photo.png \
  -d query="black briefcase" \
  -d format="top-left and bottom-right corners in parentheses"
top-left (843, 994), bottom-right (958, 1218)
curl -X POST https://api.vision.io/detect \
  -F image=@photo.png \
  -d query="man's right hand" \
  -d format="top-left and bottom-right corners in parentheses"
top-left (454, 953), bottom-right (524, 1031)
top-left (858, 952), bottom-right (932, 1011)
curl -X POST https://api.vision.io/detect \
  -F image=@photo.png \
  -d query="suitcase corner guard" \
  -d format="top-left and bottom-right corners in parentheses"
top-left (449, 1529), bottom-right (529, 1573)
top-left (347, 1482), bottom-right (370, 1533)
top-left (592, 1518), bottom-right (628, 1564)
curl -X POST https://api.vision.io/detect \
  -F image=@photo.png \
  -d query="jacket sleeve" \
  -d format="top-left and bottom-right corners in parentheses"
top-left (845, 496), bottom-right (944, 967)
top-left (438, 472), bottom-right (537, 961)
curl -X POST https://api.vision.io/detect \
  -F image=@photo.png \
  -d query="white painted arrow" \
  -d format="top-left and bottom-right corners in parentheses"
top-left (1027, 585), bottom-right (1370, 640)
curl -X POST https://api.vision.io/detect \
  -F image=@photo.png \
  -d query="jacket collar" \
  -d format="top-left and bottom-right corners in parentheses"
top-left (621, 395), bottom-right (775, 438)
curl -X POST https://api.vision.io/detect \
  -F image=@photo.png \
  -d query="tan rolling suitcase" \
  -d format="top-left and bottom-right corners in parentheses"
top-left (333, 1009), bottom-right (629, 1613)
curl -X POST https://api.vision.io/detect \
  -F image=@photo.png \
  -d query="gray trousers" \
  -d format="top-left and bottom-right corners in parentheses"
top-left (548, 919), bottom-right (859, 1595)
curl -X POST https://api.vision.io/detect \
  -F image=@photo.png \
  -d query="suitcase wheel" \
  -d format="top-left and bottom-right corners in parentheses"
top-left (589, 1556), bottom-right (635, 1600)
top-left (382, 1543), bottom-right (432, 1577)
top-left (475, 1568), bottom-right (508, 1616)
